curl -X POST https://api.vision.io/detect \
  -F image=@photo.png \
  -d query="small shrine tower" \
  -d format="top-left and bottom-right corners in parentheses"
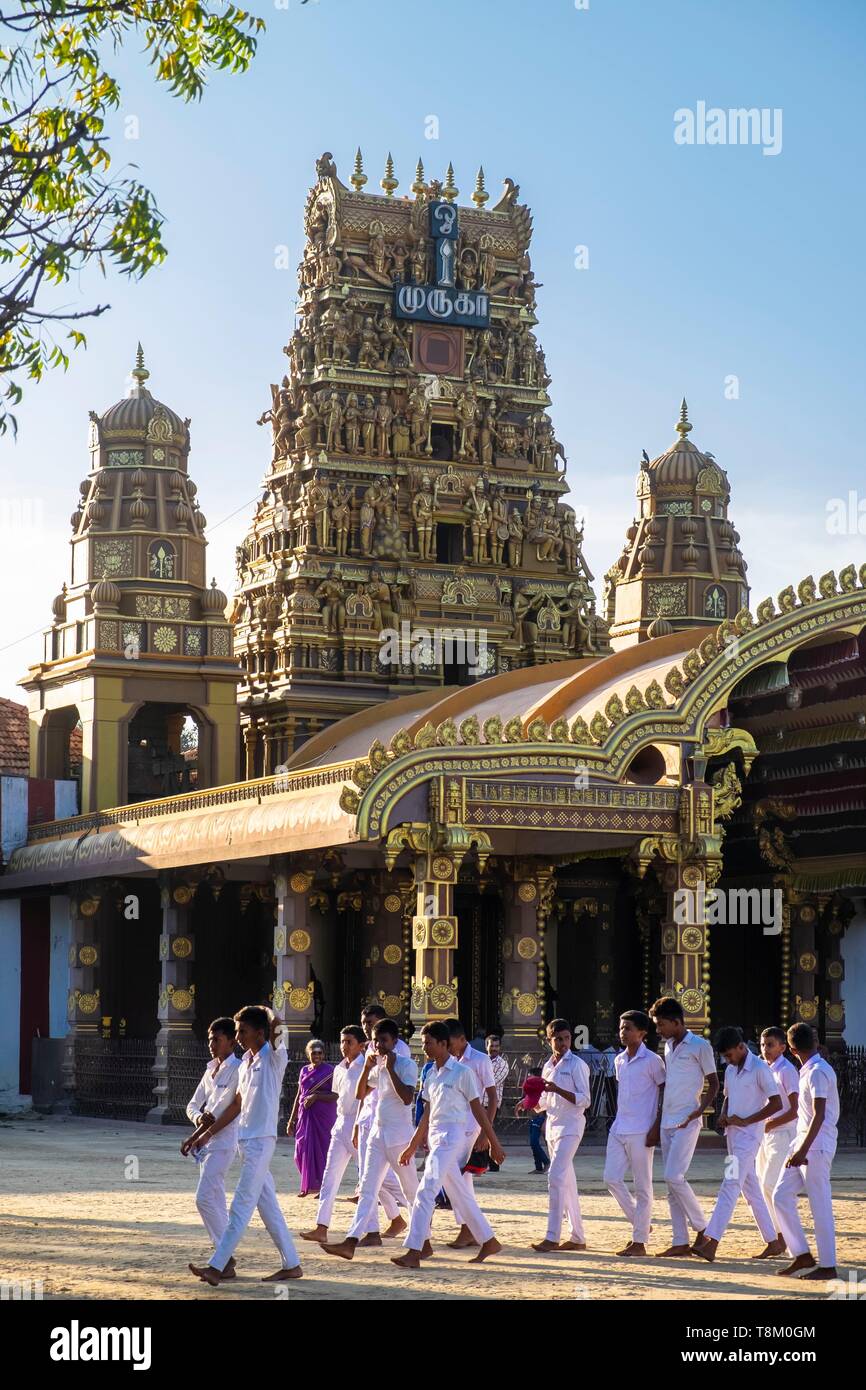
top-left (20, 349), bottom-right (240, 813)
top-left (606, 401), bottom-right (750, 647)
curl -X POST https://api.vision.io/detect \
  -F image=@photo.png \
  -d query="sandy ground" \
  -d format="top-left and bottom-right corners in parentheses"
top-left (0, 1114), bottom-right (863, 1301)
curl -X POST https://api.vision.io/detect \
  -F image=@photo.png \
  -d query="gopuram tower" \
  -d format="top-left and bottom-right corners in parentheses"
top-left (234, 152), bottom-right (610, 774)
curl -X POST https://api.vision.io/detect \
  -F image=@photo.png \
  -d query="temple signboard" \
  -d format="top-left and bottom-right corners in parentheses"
top-left (394, 199), bottom-right (491, 328)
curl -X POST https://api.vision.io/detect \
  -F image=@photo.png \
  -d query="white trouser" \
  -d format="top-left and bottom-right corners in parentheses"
top-left (705, 1128), bottom-right (776, 1244)
top-left (773, 1147), bottom-right (836, 1268)
top-left (348, 1132), bottom-right (419, 1240)
top-left (546, 1126), bottom-right (585, 1244)
top-left (315, 1127), bottom-right (357, 1230)
top-left (604, 1131), bottom-right (655, 1243)
top-left (194, 1143), bottom-right (236, 1250)
top-left (756, 1125), bottom-right (797, 1234)
top-left (211, 1136), bottom-right (299, 1273)
top-left (660, 1120), bottom-right (706, 1245)
top-left (443, 1131), bottom-right (479, 1230)
top-left (357, 1117), bottom-right (403, 1226)
top-left (405, 1128), bottom-right (494, 1250)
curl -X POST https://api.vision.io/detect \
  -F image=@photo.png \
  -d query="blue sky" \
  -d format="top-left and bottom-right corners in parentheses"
top-left (1, 0), bottom-right (864, 697)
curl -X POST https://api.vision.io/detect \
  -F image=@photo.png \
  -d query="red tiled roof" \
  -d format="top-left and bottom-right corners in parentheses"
top-left (0, 697), bottom-right (30, 777)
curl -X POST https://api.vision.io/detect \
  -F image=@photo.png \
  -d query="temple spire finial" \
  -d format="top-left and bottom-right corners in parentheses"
top-left (380, 152), bottom-right (398, 197)
top-left (131, 342), bottom-right (149, 391)
top-left (350, 148), bottom-right (367, 192)
top-left (442, 161), bottom-right (459, 203)
top-left (471, 166), bottom-right (489, 209)
top-left (675, 396), bottom-right (692, 439)
top-left (411, 157), bottom-right (427, 199)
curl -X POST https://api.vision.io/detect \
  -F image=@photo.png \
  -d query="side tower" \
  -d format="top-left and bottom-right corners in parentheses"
top-left (20, 349), bottom-right (239, 812)
top-left (606, 401), bottom-right (749, 648)
top-left (234, 152), bottom-right (610, 772)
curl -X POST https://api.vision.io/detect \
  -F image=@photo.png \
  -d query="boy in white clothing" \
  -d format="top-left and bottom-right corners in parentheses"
top-left (392, 1020), bottom-right (505, 1270)
top-left (754, 1025), bottom-right (799, 1258)
top-left (189, 1006), bottom-right (302, 1287)
top-left (604, 1010), bottom-right (665, 1256)
top-left (692, 1025), bottom-right (781, 1262)
top-left (528, 1018), bottom-right (591, 1253)
top-left (182, 1016), bottom-right (241, 1276)
top-left (649, 996), bottom-right (718, 1257)
top-left (774, 1023), bottom-right (839, 1281)
top-left (300, 1024), bottom-right (366, 1243)
top-left (322, 1018), bottom-right (419, 1260)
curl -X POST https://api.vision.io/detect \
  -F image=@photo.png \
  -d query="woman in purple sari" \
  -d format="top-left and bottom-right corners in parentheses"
top-left (287, 1039), bottom-right (336, 1197)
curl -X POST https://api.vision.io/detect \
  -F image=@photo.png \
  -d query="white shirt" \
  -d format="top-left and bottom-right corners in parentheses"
top-left (611, 1042), bottom-right (665, 1136)
top-left (186, 1054), bottom-right (240, 1153)
top-left (358, 1036), bottom-right (410, 1125)
top-left (538, 1051), bottom-right (591, 1137)
top-left (768, 1054), bottom-right (800, 1134)
top-left (237, 1040), bottom-right (287, 1141)
top-left (453, 1042), bottom-right (497, 1140)
top-left (422, 1054), bottom-right (481, 1144)
top-left (661, 1031), bottom-right (717, 1128)
top-left (795, 1054), bottom-right (839, 1153)
top-left (331, 1053), bottom-right (365, 1138)
top-left (723, 1048), bottom-right (778, 1130)
top-left (369, 1052), bottom-right (418, 1144)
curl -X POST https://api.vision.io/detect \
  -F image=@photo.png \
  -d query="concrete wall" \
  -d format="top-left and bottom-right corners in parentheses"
top-left (0, 898), bottom-right (21, 1102)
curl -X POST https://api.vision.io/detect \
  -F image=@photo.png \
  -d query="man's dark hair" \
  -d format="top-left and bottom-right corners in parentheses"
top-left (485, 1030), bottom-right (503, 1042)
top-left (422, 1021), bottom-right (450, 1044)
top-left (340, 1024), bottom-right (365, 1044)
top-left (714, 1025), bottom-right (744, 1052)
top-left (650, 996), bottom-right (685, 1023)
top-left (361, 1003), bottom-right (386, 1021)
top-left (209, 1016), bottom-right (236, 1041)
top-left (620, 1010), bottom-right (652, 1033)
top-left (761, 1025), bottom-right (787, 1045)
top-left (445, 1017), bottom-right (467, 1040)
top-left (373, 1018), bottom-right (400, 1041)
top-left (529, 1066), bottom-right (543, 1077)
top-left (788, 1023), bottom-right (816, 1052)
top-left (234, 1005), bottom-right (270, 1033)
top-left (546, 1017), bottom-right (572, 1035)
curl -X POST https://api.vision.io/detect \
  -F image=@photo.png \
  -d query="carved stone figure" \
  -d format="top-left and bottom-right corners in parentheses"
top-left (324, 390), bottom-right (344, 453)
top-left (375, 388), bottom-right (393, 457)
top-left (295, 396), bottom-right (321, 456)
top-left (478, 401), bottom-right (497, 464)
top-left (309, 472), bottom-right (332, 551)
top-left (489, 485), bottom-right (509, 565)
top-left (368, 568), bottom-right (398, 632)
top-left (357, 316), bottom-right (380, 370)
top-left (331, 481), bottom-right (351, 557)
top-left (454, 387), bottom-right (478, 460)
top-left (360, 483), bottom-right (377, 555)
top-left (316, 571), bottom-right (345, 633)
top-left (343, 391), bottom-right (361, 454)
top-left (406, 382), bottom-right (432, 456)
top-left (412, 475), bottom-right (436, 559)
top-left (464, 479), bottom-right (491, 564)
top-left (506, 506), bottom-right (524, 568)
top-left (362, 393), bottom-right (376, 455)
top-left (559, 580), bottom-right (595, 653)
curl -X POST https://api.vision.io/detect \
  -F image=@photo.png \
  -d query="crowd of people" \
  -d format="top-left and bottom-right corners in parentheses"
top-left (183, 997), bottom-right (839, 1286)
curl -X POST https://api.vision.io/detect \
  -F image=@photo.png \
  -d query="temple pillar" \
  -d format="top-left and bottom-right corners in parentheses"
top-left (272, 862), bottom-right (316, 1047)
top-left (639, 776), bottom-right (719, 1040)
top-left (243, 724), bottom-right (258, 781)
top-left (790, 894), bottom-right (820, 1035)
top-left (499, 870), bottom-right (551, 1047)
top-left (362, 872), bottom-right (411, 1032)
top-left (148, 875), bottom-right (196, 1123)
top-left (61, 888), bottom-right (104, 1110)
top-left (408, 845), bottom-right (461, 1042)
top-left (821, 897), bottom-right (849, 1050)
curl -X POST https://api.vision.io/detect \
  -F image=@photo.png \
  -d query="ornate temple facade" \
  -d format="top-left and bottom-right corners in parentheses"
top-left (0, 154), bottom-right (863, 1120)
top-left (233, 153), bottom-right (605, 772)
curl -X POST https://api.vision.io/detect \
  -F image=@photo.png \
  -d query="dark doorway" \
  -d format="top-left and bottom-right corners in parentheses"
top-left (436, 522), bottom-right (465, 565)
top-left (710, 898), bottom-right (780, 1044)
top-left (97, 880), bottom-right (162, 1038)
top-left (455, 888), bottom-right (502, 1039)
top-left (430, 423), bottom-right (454, 460)
top-left (193, 884), bottom-right (273, 1036)
top-left (19, 897), bottom-right (50, 1093)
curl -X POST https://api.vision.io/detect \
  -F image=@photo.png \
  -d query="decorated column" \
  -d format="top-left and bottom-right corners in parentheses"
top-left (61, 888), bottom-right (104, 1109)
top-left (408, 840), bottom-right (461, 1040)
top-left (272, 860), bottom-right (317, 1047)
top-left (821, 898), bottom-right (850, 1050)
top-left (500, 869), bottom-right (552, 1047)
top-left (790, 894), bottom-right (820, 1035)
top-left (148, 875), bottom-right (196, 1122)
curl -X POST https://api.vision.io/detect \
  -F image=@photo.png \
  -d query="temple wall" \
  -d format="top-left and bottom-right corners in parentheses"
top-left (841, 901), bottom-right (866, 1045)
top-left (0, 898), bottom-right (21, 1101)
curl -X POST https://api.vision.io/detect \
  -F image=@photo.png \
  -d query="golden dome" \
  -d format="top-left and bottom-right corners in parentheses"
top-left (98, 345), bottom-right (186, 441)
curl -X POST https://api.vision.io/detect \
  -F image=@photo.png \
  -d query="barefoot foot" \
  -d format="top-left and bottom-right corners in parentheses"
top-left (469, 1237), bottom-right (502, 1263)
